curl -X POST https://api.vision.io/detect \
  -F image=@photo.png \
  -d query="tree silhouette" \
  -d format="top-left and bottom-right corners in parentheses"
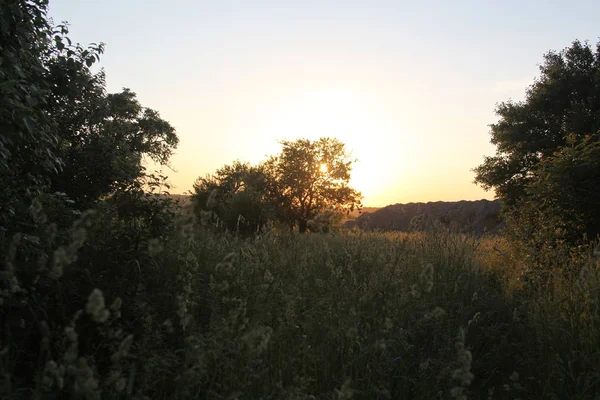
top-left (474, 40), bottom-right (600, 206)
top-left (263, 137), bottom-right (362, 232)
top-left (474, 40), bottom-right (600, 245)
top-left (193, 138), bottom-right (362, 233)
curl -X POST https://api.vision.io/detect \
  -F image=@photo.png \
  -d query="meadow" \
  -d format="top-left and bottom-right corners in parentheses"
top-left (5, 203), bottom-right (598, 400)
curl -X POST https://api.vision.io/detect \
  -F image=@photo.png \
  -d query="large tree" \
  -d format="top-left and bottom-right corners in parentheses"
top-left (43, 25), bottom-right (178, 208)
top-left (474, 40), bottom-right (600, 245)
top-left (0, 0), bottom-right (58, 233)
top-left (474, 40), bottom-right (600, 207)
top-left (263, 137), bottom-right (362, 232)
top-left (1, 2), bottom-right (179, 232)
top-left (50, 87), bottom-right (178, 208)
top-left (193, 138), bottom-right (362, 233)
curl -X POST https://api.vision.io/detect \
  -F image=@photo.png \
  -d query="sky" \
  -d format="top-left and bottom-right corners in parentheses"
top-left (48, 0), bottom-right (600, 207)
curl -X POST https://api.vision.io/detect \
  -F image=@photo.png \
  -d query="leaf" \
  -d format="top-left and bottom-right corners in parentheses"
top-left (25, 95), bottom-right (38, 107)
top-left (55, 36), bottom-right (65, 51)
top-left (22, 116), bottom-right (33, 135)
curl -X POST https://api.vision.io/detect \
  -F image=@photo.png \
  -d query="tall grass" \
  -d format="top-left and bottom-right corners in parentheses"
top-left (139, 223), bottom-right (600, 399)
top-left (2, 209), bottom-right (599, 399)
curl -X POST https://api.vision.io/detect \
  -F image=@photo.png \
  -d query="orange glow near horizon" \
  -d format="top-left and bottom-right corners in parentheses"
top-left (235, 88), bottom-right (423, 206)
top-left (148, 86), bottom-right (495, 207)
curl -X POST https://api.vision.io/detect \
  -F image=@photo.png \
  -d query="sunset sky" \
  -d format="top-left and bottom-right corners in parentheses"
top-left (48, 0), bottom-right (600, 207)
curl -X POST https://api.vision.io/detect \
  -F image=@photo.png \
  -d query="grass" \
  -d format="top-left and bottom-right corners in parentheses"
top-left (2, 211), bottom-right (600, 399)
top-left (139, 224), bottom-right (599, 399)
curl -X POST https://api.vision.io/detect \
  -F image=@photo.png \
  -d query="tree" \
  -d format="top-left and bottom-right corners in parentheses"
top-left (50, 87), bottom-right (178, 208)
top-left (1, 3), bottom-right (179, 228)
top-left (506, 134), bottom-right (600, 247)
top-left (192, 161), bottom-right (274, 234)
top-left (0, 0), bottom-right (59, 234)
top-left (193, 138), bottom-right (362, 234)
top-left (263, 137), bottom-right (362, 232)
top-left (474, 40), bottom-right (600, 248)
top-left (0, 5), bottom-right (183, 395)
top-left (41, 23), bottom-right (178, 208)
top-left (474, 40), bottom-right (600, 207)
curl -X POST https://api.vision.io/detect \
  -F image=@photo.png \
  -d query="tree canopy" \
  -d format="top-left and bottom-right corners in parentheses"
top-left (193, 161), bottom-right (273, 234)
top-left (0, 1), bottom-right (178, 236)
top-left (264, 138), bottom-right (362, 232)
top-left (474, 40), bottom-right (600, 207)
top-left (193, 137), bottom-right (362, 233)
top-left (1, 0), bottom-right (59, 232)
top-left (474, 40), bottom-right (600, 245)
top-left (50, 87), bottom-right (178, 208)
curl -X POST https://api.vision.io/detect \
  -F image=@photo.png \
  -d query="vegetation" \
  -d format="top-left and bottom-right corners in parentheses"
top-left (193, 138), bottom-right (362, 234)
top-left (192, 161), bottom-right (275, 235)
top-left (346, 200), bottom-right (503, 234)
top-left (1, 1), bottom-right (600, 399)
top-left (474, 40), bottom-right (600, 247)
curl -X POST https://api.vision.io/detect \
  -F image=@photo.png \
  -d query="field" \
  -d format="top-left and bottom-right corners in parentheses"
top-left (4, 202), bottom-right (600, 399)
top-left (31, 217), bottom-right (595, 400)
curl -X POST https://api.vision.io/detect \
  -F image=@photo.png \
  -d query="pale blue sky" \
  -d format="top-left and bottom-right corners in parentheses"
top-left (49, 1), bottom-right (600, 206)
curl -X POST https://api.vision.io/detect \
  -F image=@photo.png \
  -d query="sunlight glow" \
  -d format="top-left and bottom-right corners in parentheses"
top-left (242, 88), bottom-right (420, 205)
top-left (319, 163), bottom-right (328, 173)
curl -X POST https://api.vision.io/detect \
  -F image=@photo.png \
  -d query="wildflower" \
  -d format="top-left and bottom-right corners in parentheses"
top-left (51, 247), bottom-right (68, 278)
top-left (263, 269), bottom-right (274, 284)
top-left (46, 223), bottom-right (58, 242)
top-left (420, 263), bottom-right (434, 293)
top-left (384, 317), bottom-right (394, 330)
top-left (147, 238), bottom-right (164, 256)
top-left (163, 319), bottom-right (174, 333)
top-left (451, 327), bottom-right (473, 399)
top-left (424, 307), bottom-right (446, 320)
top-left (9, 276), bottom-right (21, 294)
top-left (241, 326), bottom-right (273, 355)
top-left (410, 284), bottom-right (421, 298)
top-left (86, 289), bottom-right (110, 323)
top-left (110, 297), bottom-right (122, 311)
top-left (65, 326), bottom-right (78, 342)
top-left (42, 360), bottom-right (60, 389)
top-left (111, 335), bottom-right (134, 364)
top-left (115, 377), bottom-right (127, 392)
top-left (577, 265), bottom-right (590, 290)
top-left (30, 198), bottom-right (47, 224)
top-left (334, 378), bottom-right (354, 400)
top-left (509, 371), bottom-right (519, 382)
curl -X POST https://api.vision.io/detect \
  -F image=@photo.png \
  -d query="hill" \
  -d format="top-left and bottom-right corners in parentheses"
top-left (344, 199), bottom-right (503, 234)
